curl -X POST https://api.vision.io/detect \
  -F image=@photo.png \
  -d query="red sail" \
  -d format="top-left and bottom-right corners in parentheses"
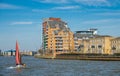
top-left (15, 41), bottom-right (21, 65)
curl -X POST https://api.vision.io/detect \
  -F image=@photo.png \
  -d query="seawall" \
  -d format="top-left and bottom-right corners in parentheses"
top-left (34, 53), bottom-right (120, 61)
top-left (55, 53), bottom-right (120, 61)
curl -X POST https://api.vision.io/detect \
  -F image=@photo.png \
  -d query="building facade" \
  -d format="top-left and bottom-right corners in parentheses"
top-left (74, 28), bottom-right (98, 52)
top-left (76, 35), bottom-right (113, 54)
top-left (111, 37), bottom-right (120, 54)
top-left (88, 36), bottom-right (113, 54)
top-left (42, 17), bottom-right (74, 54)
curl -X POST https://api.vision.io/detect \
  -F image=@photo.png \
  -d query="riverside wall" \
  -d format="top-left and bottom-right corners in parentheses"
top-left (55, 53), bottom-right (120, 61)
top-left (35, 53), bottom-right (120, 61)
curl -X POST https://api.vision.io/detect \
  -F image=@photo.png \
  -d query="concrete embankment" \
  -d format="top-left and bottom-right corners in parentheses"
top-left (55, 53), bottom-right (120, 61)
top-left (34, 54), bottom-right (54, 59)
top-left (34, 53), bottom-right (120, 61)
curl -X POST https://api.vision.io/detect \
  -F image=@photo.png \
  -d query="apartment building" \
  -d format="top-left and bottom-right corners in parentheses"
top-left (74, 28), bottom-right (98, 52)
top-left (88, 36), bottom-right (113, 54)
top-left (111, 37), bottom-right (120, 54)
top-left (42, 17), bottom-right (74, 53)
top-left (76, 35), bottom-right (113, 54)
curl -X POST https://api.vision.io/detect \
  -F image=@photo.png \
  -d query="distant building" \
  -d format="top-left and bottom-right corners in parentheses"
top-left (0, 49), bottom-right (2, 55)
top-left (88, 28), bottom-right (98, 35)
top-left (42, 17), bottom-right (74, 54)
top-left (74, 28), bottom-right (98, 40)
top-left (74, 28), bottom-right (98, 51)
top-left (3, 49), bottom-right (15, 56)
top-left (21, 51), bottom-right (37, 56)
top-left (111, 37), bottom-right (120, 54)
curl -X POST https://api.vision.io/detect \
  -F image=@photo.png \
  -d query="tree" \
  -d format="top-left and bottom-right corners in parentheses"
top-left (38, 49), bottom-right (44, 54)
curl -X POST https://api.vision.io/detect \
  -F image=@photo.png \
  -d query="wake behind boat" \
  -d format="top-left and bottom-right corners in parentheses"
top-left (7, 66), bottom-right (23, 69)
top-left (6, 66), bottom-right (17, 69)
top-left (15, 41), bottom-right (26, 68)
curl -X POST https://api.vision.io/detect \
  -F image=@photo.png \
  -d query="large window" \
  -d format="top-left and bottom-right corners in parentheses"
top-left (98, 45), bottom-right (102, 48)
top-left (112, 46), bottom-right (116, 50)
top-left (91, 45), bottom-right (95, 48)
top-left (80, 45), bottom-right (84, 47)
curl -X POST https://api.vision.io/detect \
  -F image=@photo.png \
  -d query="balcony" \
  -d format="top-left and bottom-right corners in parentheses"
top-left (56, 44), bottom-right (63, 46)
top-left (56, 40), bottom-right (63, 43)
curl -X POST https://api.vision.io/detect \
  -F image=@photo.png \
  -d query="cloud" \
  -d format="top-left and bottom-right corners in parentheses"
top-left (95, 12), bottom-right (120, 16)
top-left (75, 0), bottom-right (111, 7)
top-left (52, 5), bottom-right (80, 10)
top-left (82, 19), bottom-right (120, 25)
top-left (12, 22), bottom-right (33, 25)
top-left (32, 9), bottom-right (56, 13)
top-left (32, 9), bottom-right (49, 13)
top-left (33, 0), bottom-right (120, 7)
top-left (33, 0), bottom-right (69, 4)
top-left (0, 3), bottom-right (23, 9)
top-left (33, 0), bottom-right (120, 8)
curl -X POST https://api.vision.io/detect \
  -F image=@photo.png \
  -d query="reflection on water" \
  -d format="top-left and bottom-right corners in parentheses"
top-left (0, 56), bottom-right (120, 76)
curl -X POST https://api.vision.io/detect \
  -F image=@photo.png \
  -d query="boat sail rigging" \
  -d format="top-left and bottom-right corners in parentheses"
top-left (15, 41), bottom-right (21, 65)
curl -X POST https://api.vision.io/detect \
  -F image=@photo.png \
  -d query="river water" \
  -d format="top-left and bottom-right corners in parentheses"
top-left (0, 56), bottom-right (120, 76)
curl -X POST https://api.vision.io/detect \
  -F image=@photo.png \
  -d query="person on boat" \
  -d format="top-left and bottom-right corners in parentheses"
top-left (21, 63), bottom-right (26, 67)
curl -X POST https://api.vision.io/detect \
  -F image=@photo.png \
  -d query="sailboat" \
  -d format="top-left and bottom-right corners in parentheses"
top-left (15, 41), bottom-right (26, 68)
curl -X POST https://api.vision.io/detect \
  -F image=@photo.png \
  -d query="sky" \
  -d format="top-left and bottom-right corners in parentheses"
top-left (0, 0), bottom-right (120, 51)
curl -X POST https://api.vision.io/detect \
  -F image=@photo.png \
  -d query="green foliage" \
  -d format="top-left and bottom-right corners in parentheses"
top-left (38, 49), bottom-right (44, 54)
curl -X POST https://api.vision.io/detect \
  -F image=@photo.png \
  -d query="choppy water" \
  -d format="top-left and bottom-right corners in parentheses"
top-left (0, 56), bottom-right (120, 76)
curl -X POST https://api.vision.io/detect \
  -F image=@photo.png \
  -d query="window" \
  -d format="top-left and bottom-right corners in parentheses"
top-left (80, 45), bottom-right (84, 47)
top-left (112, 46), bottom-right (116, 50)
top-left (91, 45), bottom-right (95, 48)
top-left (98, 45), bottom-right (102, 48)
